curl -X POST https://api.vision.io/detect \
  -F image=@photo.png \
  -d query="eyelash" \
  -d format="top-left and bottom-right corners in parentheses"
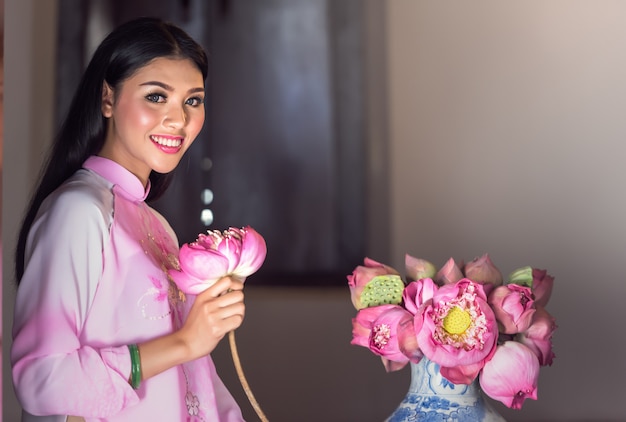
top-left (186, 96), bottom-right (205, 107)
top-left (145, 92), bottom-right (205, 107)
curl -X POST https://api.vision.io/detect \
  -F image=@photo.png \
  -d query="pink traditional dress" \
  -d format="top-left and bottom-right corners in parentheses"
top-left (11, 156), bottom-right (244, 421)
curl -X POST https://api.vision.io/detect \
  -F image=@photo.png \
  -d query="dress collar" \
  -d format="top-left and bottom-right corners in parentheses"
top-left (83, 156), bottom-right (151, 201)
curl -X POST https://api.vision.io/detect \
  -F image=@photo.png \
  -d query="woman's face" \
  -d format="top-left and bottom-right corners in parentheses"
top-left (99, 57), bottom-right (205, 186)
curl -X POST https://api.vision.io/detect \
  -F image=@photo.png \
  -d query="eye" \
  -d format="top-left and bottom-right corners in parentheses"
top-left (146, 93), bottom-right (166, 103)
top-left (185, 96), bottom-right (205, 107)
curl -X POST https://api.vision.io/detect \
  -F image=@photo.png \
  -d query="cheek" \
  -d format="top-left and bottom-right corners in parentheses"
top-left (187, 111), bottom-right (205, 138)
top-left (115, 101), bottom-right (156, 132)
top-left (134, 106), bottom-right (159, 129)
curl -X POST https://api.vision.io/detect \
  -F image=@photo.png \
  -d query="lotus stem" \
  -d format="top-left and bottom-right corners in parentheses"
top-left (228, 330), bottom-right (269, 422)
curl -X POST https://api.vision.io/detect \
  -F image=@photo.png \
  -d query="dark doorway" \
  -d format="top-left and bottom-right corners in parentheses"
top-left (56, 0), bottom-right (389, 286)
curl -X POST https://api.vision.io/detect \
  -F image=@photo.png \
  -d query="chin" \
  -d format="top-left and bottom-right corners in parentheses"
top-left (153, 167), bottom-right (179, 176)
top-left (151, 160), bottom-right (183, 175)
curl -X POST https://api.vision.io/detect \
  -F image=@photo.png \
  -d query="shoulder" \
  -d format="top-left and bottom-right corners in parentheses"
top-left (41, 169), bottom-right (113, 220)
top-left (24, 169), bottom-right (114, 269)
top-left (33, 169), bottom-right (114, 238)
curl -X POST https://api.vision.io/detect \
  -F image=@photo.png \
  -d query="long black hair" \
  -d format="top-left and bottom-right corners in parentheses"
top-left (15, 17), bottom-right (209, 282)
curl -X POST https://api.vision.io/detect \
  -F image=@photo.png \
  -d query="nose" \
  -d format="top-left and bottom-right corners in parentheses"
top-left (163, 104), bottom-right (186, 129)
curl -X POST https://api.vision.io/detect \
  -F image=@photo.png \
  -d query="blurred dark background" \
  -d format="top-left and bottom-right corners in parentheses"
top-left (56, 0), bottom-right (389, 286)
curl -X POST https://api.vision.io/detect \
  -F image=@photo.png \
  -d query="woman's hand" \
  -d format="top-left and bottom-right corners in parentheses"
top-left (179, 276), bottom-right (246, 359)
top-left (136, 276), bottom-right (245, 382)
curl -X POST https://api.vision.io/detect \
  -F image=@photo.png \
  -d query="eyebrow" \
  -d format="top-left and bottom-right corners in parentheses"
top-left (139, 81), bottom-right (205, 94)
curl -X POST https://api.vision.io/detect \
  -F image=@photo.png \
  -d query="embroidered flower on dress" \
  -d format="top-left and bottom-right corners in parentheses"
top-left (185, 391), bottom-right (200, 416)
top-left (136, 275), bottom-right (173, 320)
top-left (149, 275), bottom-right (170, 302)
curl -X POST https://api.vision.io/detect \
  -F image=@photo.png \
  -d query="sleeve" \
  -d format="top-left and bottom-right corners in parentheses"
top-left (11, 185), bottom-right (140, 417)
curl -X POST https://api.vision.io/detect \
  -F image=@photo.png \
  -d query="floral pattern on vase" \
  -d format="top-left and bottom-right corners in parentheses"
top-left (386, 358), bottom-right (506, 422)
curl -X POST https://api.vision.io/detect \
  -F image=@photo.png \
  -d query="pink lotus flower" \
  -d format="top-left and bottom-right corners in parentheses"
top-left (347, 257), bottom-right (402, 310)
top-left (404, 254), bottom-right (437, 282)
top-left (488, 284), bottom-right (536, 334)
top-left (434, 258), bottom-right (464, 285)
top-left (517, 306), bottom-right (557, 366)
top-left (480, 341), bottom-right (539, 409)
top-left (402, 278), bottom-right (437, 315)
top-left (464, 254), bottom-right (503, 286)
top-left (414, 279), bottom-right (498, 367)
top-left (168, 226), bottom-right (267, 295)
top-left (440, 362), bottom-right (485, 385)
top-left (439, 343), bottom-right (497, 385)
top-left (532, 269), bottom-right (554, 307)
top-left (351, 305), bottom-right (417, 372)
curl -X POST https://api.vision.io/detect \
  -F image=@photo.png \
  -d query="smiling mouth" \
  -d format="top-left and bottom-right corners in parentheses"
top-left (150, 135), bottom-right (183, 148)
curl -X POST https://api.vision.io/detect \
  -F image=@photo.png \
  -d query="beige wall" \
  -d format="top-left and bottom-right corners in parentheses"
top-left (4, 1), bottom-right (626, 421)
top-left (4, 0), bottom-right (58, 420)
top-left (388, 1), bottom-right (626, 420)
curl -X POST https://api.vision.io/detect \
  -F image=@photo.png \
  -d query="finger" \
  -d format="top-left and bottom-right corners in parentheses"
top-left (204, 301), bottom-right (245, 331)
top-left (222, 314), bottom-right (245, 332)
top-left (217, 303), bottom-right (246, 325)
top-left (214, 277), bottom-right (244, 296)
top-left (214, 289), bottom-right (244, 308)
top-left (201, 277), bottom-right (234, 298)
top-left (227, 279), bottom-right (245, 292)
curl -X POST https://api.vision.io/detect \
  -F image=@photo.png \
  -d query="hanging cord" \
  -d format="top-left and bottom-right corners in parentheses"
top-left (229, 330), bottom-right (269, 422)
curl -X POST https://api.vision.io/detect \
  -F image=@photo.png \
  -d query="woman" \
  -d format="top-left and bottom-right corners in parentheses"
top-left (12, 17), bottom-right (246, 421)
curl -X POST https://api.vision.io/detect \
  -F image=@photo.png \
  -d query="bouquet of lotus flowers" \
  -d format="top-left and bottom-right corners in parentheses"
top-left (348, 253), bottom-right (557, 410)
top-left (168, 226), bottom-right (269, 421)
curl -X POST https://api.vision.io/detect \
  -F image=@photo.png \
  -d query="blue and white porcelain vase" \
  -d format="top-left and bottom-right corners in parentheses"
top-left (386, 358), bottom-right (506, 422)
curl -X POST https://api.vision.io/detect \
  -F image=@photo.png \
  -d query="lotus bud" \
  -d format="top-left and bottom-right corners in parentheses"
top-left (434, 257), bottom-right (463, 285)
top-left (488, 284), bottom-right (535, 334)
top-left (404, 254), bottom-right (437, 282)
top-left (517, 306), bottom-right (557, 366)
top-left (464, 254), bottom-right (503, 286)
top-left (479, 341), bottom-right (539, 409)
top-left (402, 278), bottom-right (437, 315)
top-left (531, 269), bottom-right (554, 307)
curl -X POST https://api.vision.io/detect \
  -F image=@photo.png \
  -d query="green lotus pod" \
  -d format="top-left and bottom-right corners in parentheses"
top-left (508, 266), bottom-right (533, 288)
top-left (360, 274), bottom-right (405, 308)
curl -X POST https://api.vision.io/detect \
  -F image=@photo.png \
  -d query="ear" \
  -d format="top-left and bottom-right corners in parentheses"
top-left (101, 81), bottom-right (114, 118)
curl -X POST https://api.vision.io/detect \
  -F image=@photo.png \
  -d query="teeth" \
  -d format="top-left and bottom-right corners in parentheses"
top-left (151, 136), bottom-right (182, 147)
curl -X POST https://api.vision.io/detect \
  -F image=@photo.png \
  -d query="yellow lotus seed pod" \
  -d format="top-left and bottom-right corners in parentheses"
top-left (443, 306), bottom-right (471, 335)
